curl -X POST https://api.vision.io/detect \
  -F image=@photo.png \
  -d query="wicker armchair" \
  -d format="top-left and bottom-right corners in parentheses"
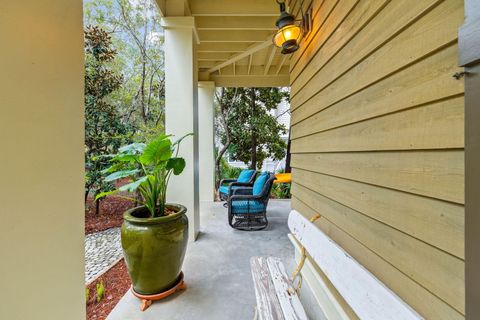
top-left (218, 169), bottom-right (257, 201)
top-left (227, 172), bottom-right (276, 231)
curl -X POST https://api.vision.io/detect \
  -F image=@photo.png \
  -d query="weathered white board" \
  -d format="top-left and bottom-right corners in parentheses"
top-left (251, 256), bottom-right (285, 320)
top-left (266, 257), bottom-right (308, 320)
top-left (288, 210), bottom-right (423, 320)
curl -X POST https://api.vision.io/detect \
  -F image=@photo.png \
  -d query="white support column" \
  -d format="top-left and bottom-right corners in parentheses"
top-left (162, 17), bottom-right (199, 241)
top-left (198, 81), bottom-right (216, 202)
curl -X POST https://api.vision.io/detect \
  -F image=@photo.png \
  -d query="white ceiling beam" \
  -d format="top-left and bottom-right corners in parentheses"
top-left (211, 74), bottom-right (290, 87)
top-left (197, 43), bottom-right (251, 53)
top-left (195, 16), bottom-right (277, 31)
top-left (198, 58), bottom-right (228, 62)
top-left (198, 52), bottom-right (233, 60)
top-left (219, 65), bottom-right (289, 76)
top-left (198, 30), bottom-right (273, 43)
top-left (207, 40), bottom-right (273, 73)
top-left (189, 0), bottom-right (278, 16)
top-left (276, 54), bottom-right (288, 75)
top-left (264, 46), bottom-right (277, 75)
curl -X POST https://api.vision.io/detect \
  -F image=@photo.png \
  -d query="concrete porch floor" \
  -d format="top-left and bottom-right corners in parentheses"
top-left (107, 200), bottom-right (323, 320)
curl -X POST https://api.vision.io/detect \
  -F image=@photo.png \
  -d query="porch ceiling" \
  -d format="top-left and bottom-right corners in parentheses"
top-left (156, 0), bottom-right (306, 87)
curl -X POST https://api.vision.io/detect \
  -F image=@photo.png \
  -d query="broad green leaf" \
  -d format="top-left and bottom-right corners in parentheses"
top-left (166, 157), bottom-right (186, 175)
top-left (119, 142), bottom-right (146, 154)
top-left (104, 169), bottom-right (139, 182)
top-left (140, 136), bottom-right (172, 165)
top-left (113, 154), bottom-right (139, 163)
top-left (119, 176), bottom-right (149, 193)
top-left (101, 162), bottom-right (126, 174)
top-left (95, 189), bottom-right (119, 200)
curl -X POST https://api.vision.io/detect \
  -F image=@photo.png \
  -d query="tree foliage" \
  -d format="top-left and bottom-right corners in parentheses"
top-left (84, 25), bottom-right (130, 208)
top-left (83, 0), bottom-right (167, 209)
top-left (215, 87), bottom-right (288, 176)
top-left (84, 0), bottom-right (165, 139)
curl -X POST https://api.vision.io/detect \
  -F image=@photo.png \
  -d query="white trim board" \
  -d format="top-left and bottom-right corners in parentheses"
top-left (288, 234), bottom-right (351, 320)
top-left (288, 210), bottom-right (423, 320)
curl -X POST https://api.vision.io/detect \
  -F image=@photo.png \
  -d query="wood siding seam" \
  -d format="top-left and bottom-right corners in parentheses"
top-left (290, 92), bottom-right (465, 141)
top-left (291, 193), bottom-right (465, 314)
top-left (290, 150), bottom-right (464, 204)
top-left (290, 96), bottom-right (464, 153)
top-left (290, 0), bottom-right (444, 102)
top-left (290, 44), bottom-right (464, 139)
top-left (290, 164), bottom-right (464, 206)
top-left (291, 1), bottom-right (457, 114)
top-left (290, 0), bottom-right (392, 94)
top-left (292, 196), bottom-right (465, 319)
top-left (291, 175), bottom-right (464, 259)
top-left (289, 0), bottom-right (346, 72)
top-left (289, 0), bottom-right (465, 316)
top-left (291, 38), bottom-right (459, 125)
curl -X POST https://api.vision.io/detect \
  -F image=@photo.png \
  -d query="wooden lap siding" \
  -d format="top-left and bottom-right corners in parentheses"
top-left (288, 0), bottom-right (465, 319)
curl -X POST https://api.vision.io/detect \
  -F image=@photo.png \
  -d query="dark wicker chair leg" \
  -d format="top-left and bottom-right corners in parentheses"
top-left (230, 212), bottom-right (268, 231)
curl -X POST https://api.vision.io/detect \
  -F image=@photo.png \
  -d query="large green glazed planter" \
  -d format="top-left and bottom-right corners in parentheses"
top-left (121, 204), bottom-right (188, 295)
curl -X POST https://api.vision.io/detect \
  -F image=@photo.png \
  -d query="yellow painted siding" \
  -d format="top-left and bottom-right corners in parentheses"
top-left (288, 0), bottom-right (465, 319)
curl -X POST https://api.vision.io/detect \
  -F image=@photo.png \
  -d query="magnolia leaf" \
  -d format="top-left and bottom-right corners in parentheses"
top-left (140, 136), bottom-right (172, 165)
top-left (166, 157), bottom-right (186, 175)
top-left (119, 176), bottom-right (149, 193)
top-left (104, 169), bottom-right (139, 182)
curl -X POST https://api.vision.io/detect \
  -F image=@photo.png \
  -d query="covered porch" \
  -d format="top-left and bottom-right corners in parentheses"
top-left (107, 200), bottom-right (322, 319)
top-left (2, 0), bottom-right (479, 319)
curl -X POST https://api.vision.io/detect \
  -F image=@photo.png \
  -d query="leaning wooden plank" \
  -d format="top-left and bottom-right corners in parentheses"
top-left (288, 210), bottom-right (423, 320)
top-left (250, 257), bottom-right (285, 320)
top-left (266, 257), bottom-right (308, 320)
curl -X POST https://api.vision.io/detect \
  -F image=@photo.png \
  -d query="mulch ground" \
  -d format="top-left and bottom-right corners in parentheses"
top-left (85, 196), bottom-right (135, 235)
top-left (86, 259), bottom-right (131, 320)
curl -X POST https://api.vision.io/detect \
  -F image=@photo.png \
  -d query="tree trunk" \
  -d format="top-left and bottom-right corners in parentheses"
top-left (215, 88), bottom-right (232, 189)
top-left (85, 188), bottom-right (90, 204)
top-left (250, 133), bottom-right (257, 170)
top-left (249, 88), bottom-right (257, 170)
top-left (140, 55), bottom-right (147, 123)
top-left (285, 129), bottom-right (292, 173)
top-left (95, 198), bottom-right (101, 215)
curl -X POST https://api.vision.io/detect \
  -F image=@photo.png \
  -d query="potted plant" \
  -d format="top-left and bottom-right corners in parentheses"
top-left (97, 134), bottom-right (191, 295)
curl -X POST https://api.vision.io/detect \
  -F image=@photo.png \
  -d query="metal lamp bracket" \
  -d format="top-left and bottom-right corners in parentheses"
top-left (300, 7), bottom-right (313, 37)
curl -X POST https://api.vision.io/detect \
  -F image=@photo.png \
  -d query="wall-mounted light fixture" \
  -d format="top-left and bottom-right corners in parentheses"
top-left (273, 0), bottom-right (312, 54)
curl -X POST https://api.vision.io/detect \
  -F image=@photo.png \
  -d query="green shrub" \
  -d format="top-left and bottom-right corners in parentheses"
top-left (96, 281), bottom-right (105, 303)
top-left (97, 134), bottom-right (192, 217)
top-left (271, 183), bottom-right (291, 199)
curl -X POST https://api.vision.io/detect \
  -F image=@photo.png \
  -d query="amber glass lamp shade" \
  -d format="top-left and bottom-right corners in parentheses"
top-left (273, 24), bottom-right (301, 54)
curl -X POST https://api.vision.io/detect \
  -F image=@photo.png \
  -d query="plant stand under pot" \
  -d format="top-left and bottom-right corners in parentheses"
top-left (121, 204), bottom-right (189, 311)
top-left (131, 272), bottom-right (187, 311)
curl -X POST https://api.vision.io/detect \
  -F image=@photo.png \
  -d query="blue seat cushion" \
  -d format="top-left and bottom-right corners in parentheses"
top-left (237, 170), bottom-right (255, 183)
top-left (231, 200), bottom-right (265, 214)
top-left (219, 185), bottom-right (241, 195)
top-left (253, 172), bottom-right (269, 195)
